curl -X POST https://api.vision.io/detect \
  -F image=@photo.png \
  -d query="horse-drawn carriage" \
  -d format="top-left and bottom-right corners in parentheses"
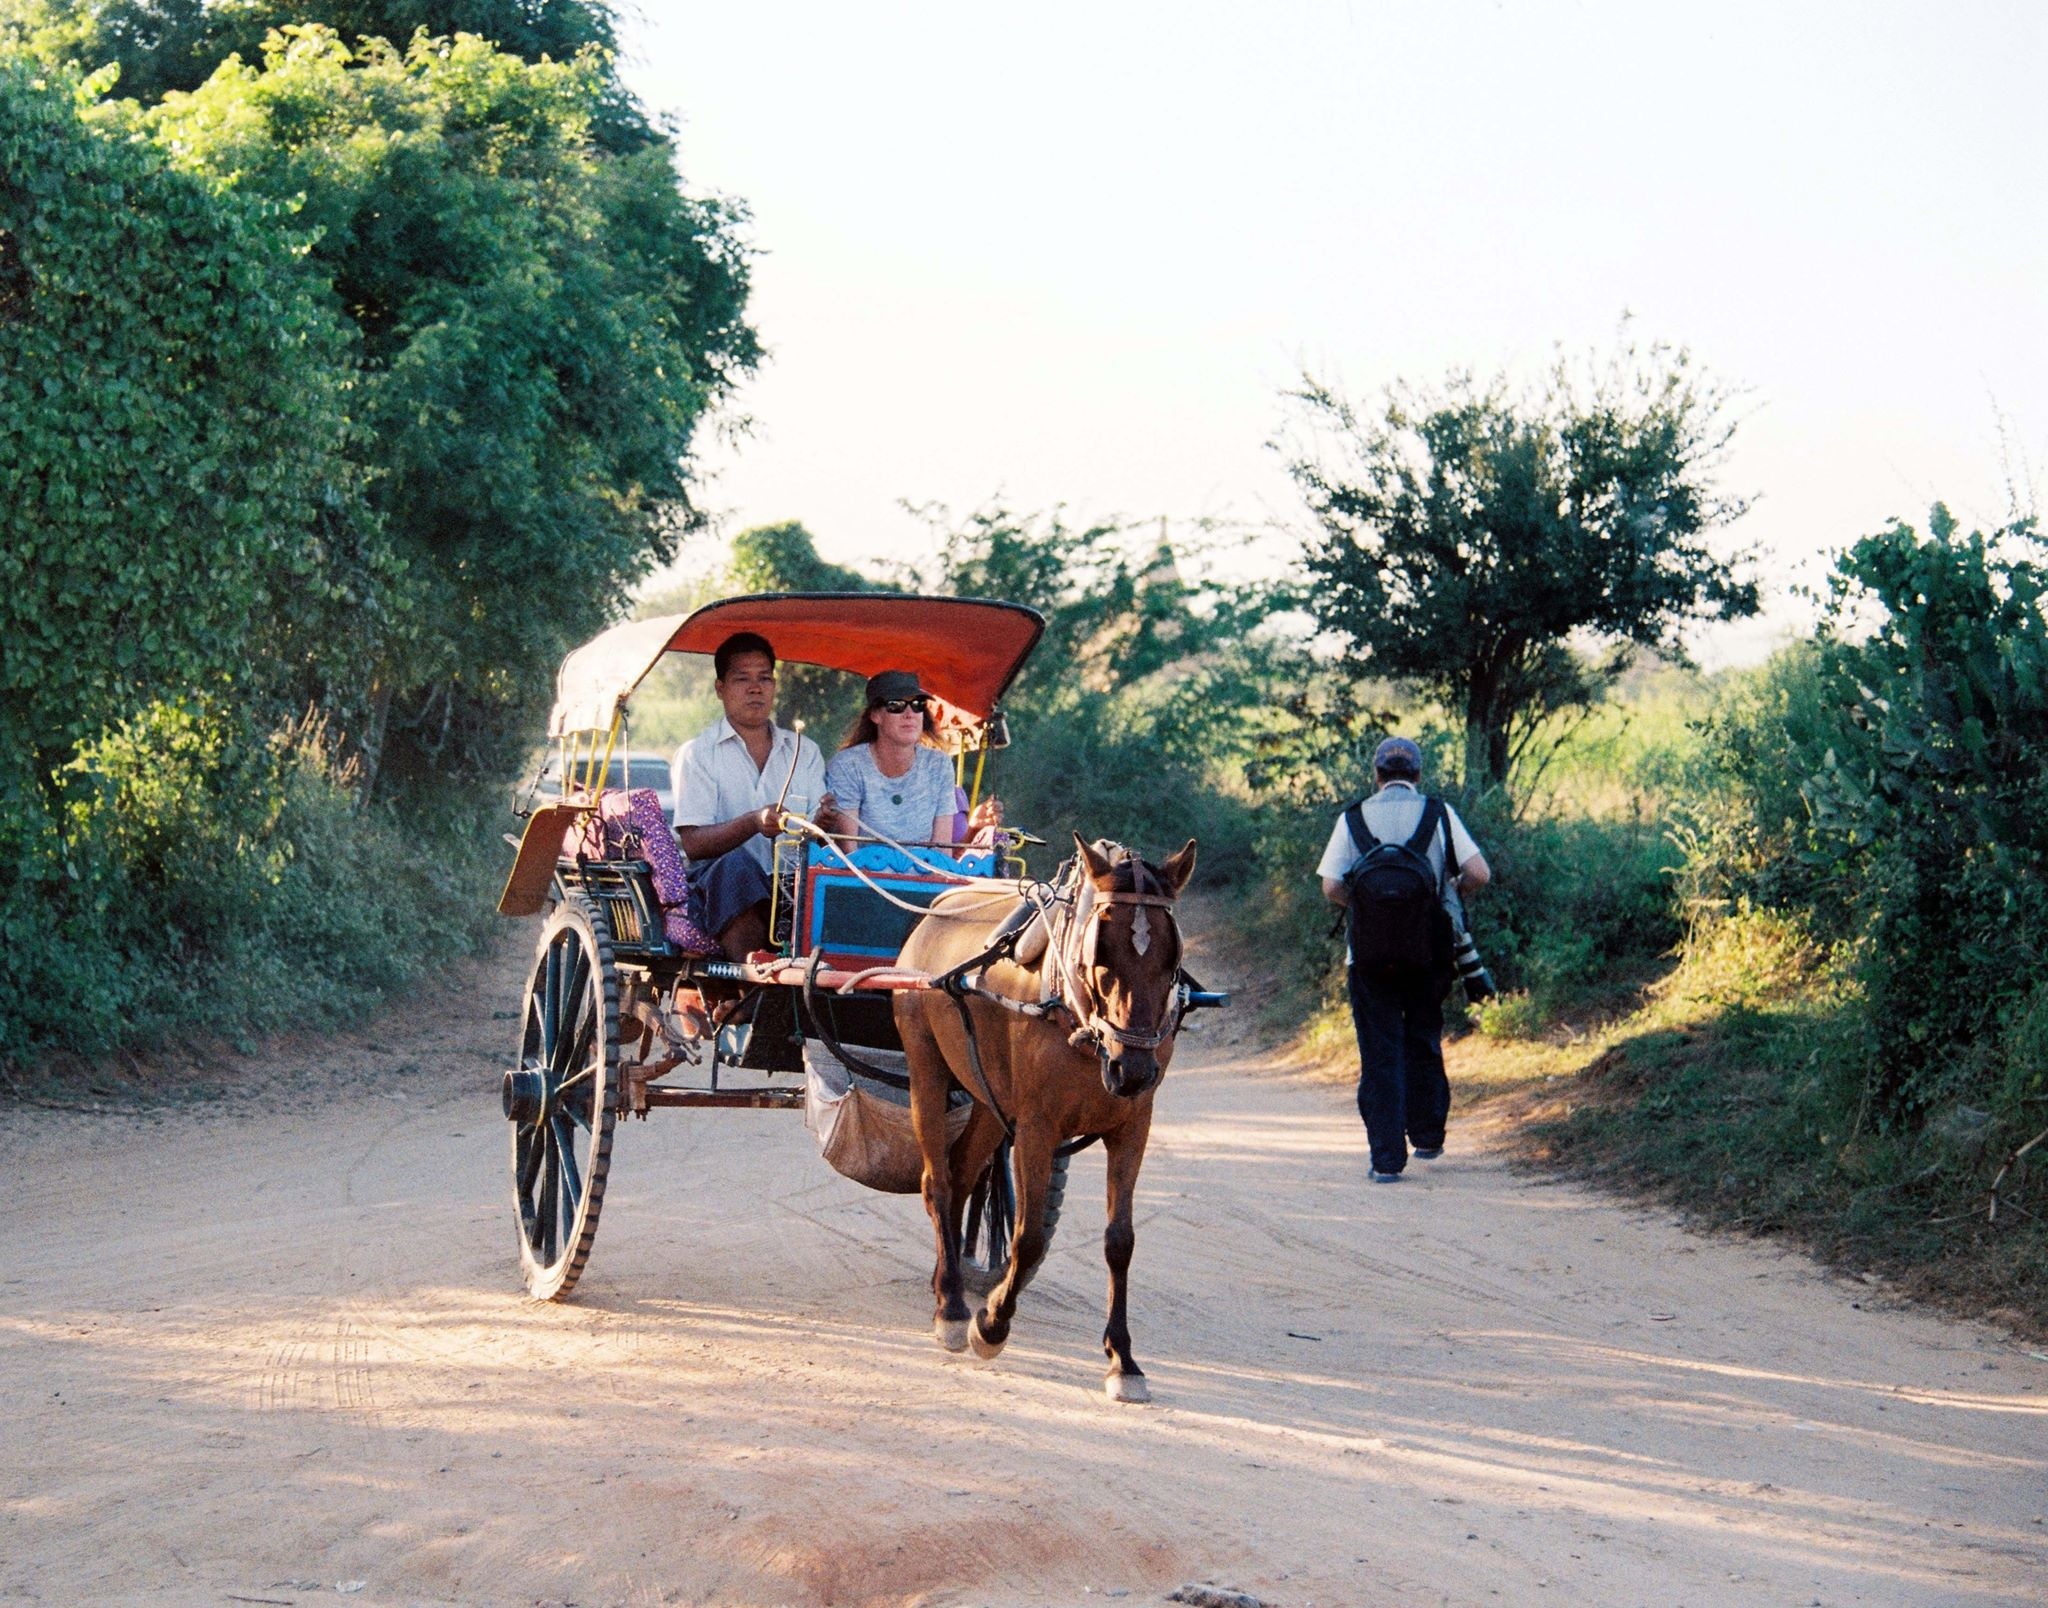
top-left (497, 593), bottom-right (1224, 1395)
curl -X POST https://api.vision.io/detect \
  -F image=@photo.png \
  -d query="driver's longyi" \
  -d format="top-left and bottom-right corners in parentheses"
top-left (670, 631), bottom-right (841, 961)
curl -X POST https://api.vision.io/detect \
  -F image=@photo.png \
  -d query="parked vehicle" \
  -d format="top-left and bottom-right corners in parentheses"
top-left (525, 750), bottom-right (675, 823)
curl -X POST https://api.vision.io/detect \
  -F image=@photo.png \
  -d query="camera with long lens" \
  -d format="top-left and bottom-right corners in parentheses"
top-left (1451, 926), bottom-right (1497, 1002)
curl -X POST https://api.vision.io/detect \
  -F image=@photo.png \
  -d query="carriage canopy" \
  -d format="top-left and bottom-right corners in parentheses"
top-left (548, 592), bottom-right (1047, 738)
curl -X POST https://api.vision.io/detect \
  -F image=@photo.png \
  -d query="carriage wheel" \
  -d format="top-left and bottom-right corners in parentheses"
top-left (504, 894), bottom-right (620, 1301)
top-left (961, 1140), bottom-right (1070, 1295)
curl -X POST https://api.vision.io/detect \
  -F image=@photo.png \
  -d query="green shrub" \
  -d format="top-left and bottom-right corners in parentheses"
top-left (0, 51), bottom-right (386, 835)
top-left (0, 715), bottom-right (497, 1067)
top-left (1458, 800), bottom-right (1678, 1014)
top-left (1677, 510), bottom-right (2048, 1138)
top-left (991, 689), bottom-right (1258, 880)
top-left (0, 25), bottom-right (749, 1074)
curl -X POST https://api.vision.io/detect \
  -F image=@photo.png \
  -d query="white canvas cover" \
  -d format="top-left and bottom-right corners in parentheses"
top-left (549, 614), bottom-right (688, 738)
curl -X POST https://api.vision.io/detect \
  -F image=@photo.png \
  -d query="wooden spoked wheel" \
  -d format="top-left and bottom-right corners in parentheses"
top-left (505, 895), bottom-right (619, 1301)
top-left (961, 1140), bottom-right (1070, 1295)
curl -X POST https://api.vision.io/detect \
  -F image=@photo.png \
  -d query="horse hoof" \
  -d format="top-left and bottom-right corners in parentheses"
top-left (1104, 1371), bottom-right (1151, 1404)
top-left (935, 1317), bottom-right (970, 1352)
top-left (968, 1313), bottom-right (1006, 1360)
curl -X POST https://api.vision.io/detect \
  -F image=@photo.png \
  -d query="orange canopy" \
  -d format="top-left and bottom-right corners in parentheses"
top-left (549, 593), bottom-right (1045, 737)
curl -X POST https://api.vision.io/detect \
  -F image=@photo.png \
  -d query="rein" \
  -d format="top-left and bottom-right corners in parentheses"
top-left (922, 845), bottom-right (1195, 1125)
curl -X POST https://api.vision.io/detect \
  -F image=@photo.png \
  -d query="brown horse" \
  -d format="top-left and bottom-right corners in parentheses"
top-left (895, 834), bottom-right (1197, 1402)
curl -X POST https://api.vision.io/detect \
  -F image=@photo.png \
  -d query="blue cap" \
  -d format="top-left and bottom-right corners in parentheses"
top-left (1372, 736), bottom-right (1423, 777)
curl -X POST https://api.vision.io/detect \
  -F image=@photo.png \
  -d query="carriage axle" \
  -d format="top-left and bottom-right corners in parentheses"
top-left (500, 1068), bottom-right (548, 1127)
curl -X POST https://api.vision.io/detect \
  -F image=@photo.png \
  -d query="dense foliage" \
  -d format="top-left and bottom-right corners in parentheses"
top-left (1508, 509), bottom-right (2048, 1326)
top-left (145, 24), bottom-right (755, 788)
top-left (1280, 341), bottom-right (1757, 796)
top-left (17, 1), bottom-right (650, 141)
top-left (0, 10), bottom-right (752, 1066)
top-left (0, 54), bottom-right (383, 808)
top-left (1684, 508), bottom-right (2048, 1129)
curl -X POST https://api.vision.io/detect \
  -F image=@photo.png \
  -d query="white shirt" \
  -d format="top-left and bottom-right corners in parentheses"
top-left (671, 716), bottom-right (826, 872)
top-left (1315, 780), bottom-right (1481, 897)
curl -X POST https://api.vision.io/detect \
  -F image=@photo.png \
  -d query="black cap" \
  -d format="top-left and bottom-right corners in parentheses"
top-left (864, 669), bottom-right (927, 705)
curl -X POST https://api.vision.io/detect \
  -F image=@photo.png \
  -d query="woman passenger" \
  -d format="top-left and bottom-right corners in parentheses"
top-left (824, 671), bottom-right (1002, 847)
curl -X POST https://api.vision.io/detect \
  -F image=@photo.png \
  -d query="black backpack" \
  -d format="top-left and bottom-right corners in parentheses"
top-left (1342, 795), bottom-right (1454, 981)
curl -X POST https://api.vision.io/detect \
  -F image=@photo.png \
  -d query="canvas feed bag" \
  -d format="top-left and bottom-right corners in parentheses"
top-left (803, 1043), bottom-right (971, 1193)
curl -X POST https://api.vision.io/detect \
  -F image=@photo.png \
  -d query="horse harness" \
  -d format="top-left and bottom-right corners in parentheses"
top-left (932, 850), bottom-right (1193, 1138)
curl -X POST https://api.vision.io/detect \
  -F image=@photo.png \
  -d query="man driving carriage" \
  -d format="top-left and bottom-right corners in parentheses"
top-left (669, 631), bottom-right (838, 961)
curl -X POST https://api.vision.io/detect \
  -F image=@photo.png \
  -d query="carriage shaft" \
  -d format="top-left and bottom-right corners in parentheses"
top-left (639, 1085), bottom-right (806, 1110)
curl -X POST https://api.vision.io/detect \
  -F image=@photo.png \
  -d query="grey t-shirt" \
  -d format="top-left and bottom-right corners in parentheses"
top-left (822, 743), bottom-right (956, 845)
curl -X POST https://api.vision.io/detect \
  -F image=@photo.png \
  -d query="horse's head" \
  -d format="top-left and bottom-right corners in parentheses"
top-left (1069, 833), bottom-right (1198, 1099)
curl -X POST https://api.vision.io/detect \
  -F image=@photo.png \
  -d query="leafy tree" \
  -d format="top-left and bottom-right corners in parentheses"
top-left (0, 52), bottom-right (387, 834)
top-left (1801, 509), bottom-right (2048, 1123)
top-left (727, 521), bottom-right (889, 598)
top-left (1280, 340), bottom-right (1757, 797)
top-left (0, 51), bottom-right (415, 1057)
top-left (145, 26), bottom-right (756, 790)
top-left (914, 504), bottom-right (1289, 862)
top-left (916, 505), bottom-right (1279, 705)
top-left (724, 521), bottom-right (898, 738)
top-left (26, 1), bottom-right (654, 143)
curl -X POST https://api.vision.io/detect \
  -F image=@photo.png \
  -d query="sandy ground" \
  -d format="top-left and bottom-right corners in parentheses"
top-left (5, 919), bottom-right (2048, 1608)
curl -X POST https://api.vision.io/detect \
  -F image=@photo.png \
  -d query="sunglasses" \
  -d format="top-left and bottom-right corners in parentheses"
top-left (876, 697), bottom-right (928, 715)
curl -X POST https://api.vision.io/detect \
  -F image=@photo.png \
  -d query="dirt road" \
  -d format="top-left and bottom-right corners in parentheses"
top-left (5, 926), bottom-right (2046, 1608)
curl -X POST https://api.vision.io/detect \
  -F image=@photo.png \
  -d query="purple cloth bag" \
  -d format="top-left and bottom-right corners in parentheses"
top-left (564, 788), bottom-right (720, 955)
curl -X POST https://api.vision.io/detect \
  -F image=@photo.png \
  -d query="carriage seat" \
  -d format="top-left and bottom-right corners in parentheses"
top-left (564, 787), bottom-right (721, 956)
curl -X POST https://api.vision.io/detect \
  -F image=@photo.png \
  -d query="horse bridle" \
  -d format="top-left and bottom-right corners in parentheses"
top-left (1054, 875), bottom-right (1187, 1062)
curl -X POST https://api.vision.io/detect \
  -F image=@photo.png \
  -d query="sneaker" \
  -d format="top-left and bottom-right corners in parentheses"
top-left (1367, 1167), bottom-right (1405, 1183)
top-left (1412, 1147), bottom-right (1443, 1160)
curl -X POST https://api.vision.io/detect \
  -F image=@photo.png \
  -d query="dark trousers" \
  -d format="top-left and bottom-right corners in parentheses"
top-left (685, 847), bottom-right (771, 937)
top-left (1347, 965), bottom-right (1449, 1174)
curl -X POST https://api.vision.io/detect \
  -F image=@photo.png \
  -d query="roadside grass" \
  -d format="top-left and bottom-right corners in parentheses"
top-left (1513, 662), bottom-right (1710, 822)
top-left (2, 744), bottom-right (503, 1103)
top-left (1450, 911), bottom-right (2048, 1337)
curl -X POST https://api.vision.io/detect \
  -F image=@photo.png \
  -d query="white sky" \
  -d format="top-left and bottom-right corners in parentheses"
top-left (622, 1), bottom-right (2048, 666)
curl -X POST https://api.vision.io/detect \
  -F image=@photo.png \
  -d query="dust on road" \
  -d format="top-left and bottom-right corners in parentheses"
top-left (4, 923), bottom-right (2045, 1607)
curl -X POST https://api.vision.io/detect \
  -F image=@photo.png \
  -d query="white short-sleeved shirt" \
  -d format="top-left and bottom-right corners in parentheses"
top-left (1315, 781), bottom-right (1481, 901)
top-left (823, 742), bottom-right (955, 846)
top-left (671, 716), bottom-right (826, 872)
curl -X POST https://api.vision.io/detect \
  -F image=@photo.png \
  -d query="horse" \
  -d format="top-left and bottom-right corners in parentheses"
top-left (895, 833), bottom-right (1197, 1403)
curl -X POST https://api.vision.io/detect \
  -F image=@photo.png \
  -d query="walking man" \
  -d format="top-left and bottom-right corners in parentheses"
top-left (1318, 737), bottom-right (1490, 1181)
